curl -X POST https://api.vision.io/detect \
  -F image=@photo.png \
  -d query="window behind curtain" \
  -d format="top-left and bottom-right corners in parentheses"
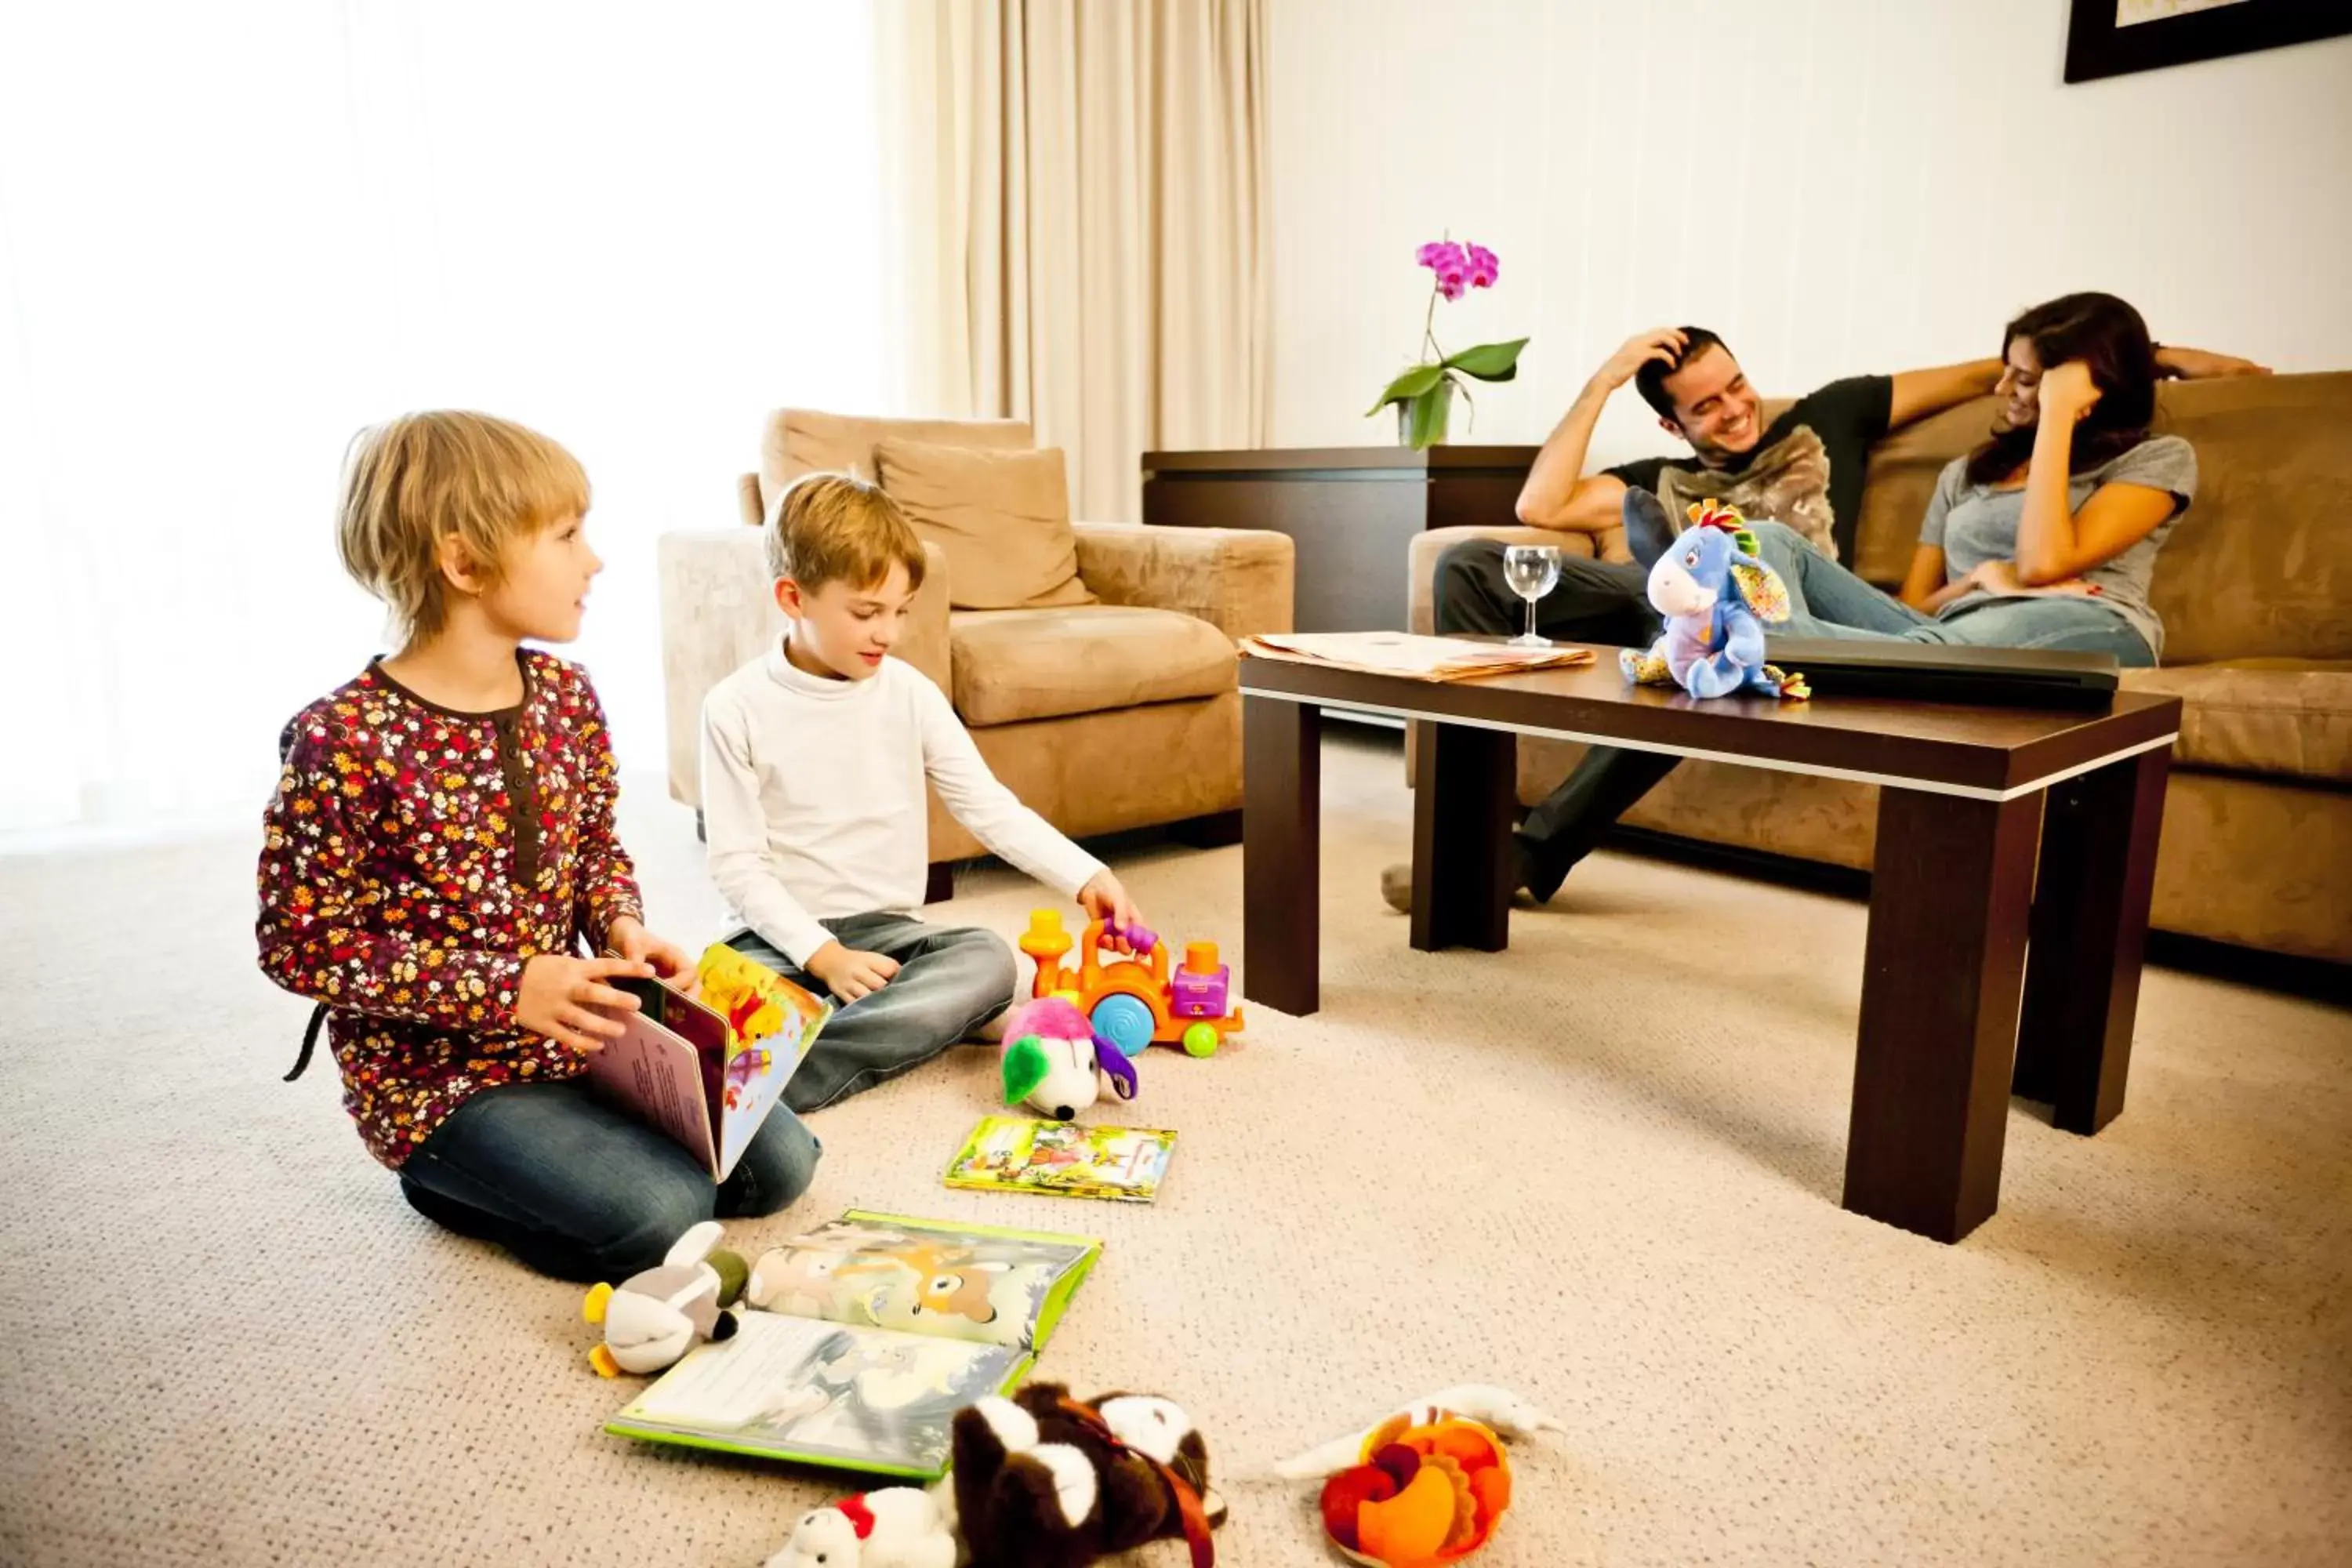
top-left (0, 2), bottom-right (890, 837)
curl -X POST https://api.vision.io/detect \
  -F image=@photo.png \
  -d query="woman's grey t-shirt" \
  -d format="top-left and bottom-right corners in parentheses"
top-left (1922, 434), bottom-right (2197, 660)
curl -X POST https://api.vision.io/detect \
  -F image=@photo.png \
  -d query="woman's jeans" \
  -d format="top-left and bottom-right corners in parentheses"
top-left (1748, 521), bottom-right (2157, 662)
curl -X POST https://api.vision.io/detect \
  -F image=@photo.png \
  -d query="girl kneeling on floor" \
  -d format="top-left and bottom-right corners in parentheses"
top-left (256, 411), bottom-right (820, 1279)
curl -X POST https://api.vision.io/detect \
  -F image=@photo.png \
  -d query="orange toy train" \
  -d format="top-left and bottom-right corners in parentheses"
top-left (1018, 909), bottom-right (1243, 1058)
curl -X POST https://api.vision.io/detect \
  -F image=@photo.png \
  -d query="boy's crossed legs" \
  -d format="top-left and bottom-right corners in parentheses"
top-left (727, 913), bottom-right (1019, 1114)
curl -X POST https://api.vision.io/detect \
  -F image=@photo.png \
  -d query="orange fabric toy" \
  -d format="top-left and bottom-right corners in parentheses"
top-left (1318, 1417), bottom-right (1512, 1567)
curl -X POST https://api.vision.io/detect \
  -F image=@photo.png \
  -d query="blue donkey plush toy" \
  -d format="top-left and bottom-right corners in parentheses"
top-left (1620, 499), bottom-right (1811, 700)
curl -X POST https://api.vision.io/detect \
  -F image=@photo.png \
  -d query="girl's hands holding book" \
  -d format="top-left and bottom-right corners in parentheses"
top-left (607, 915), bottom-right (701, 998)
top-left (518, 954), bottom-right (652, 1054)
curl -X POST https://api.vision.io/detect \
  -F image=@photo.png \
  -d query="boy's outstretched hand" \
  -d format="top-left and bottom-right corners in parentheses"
top-left (1077, 869), bottom-right (1143, 950)
top-left (607, 915), bottom-right (701, 998)
top-left (806, 940), bottom-right (900, 1004)
top-left (518, 954), bottom-right (652, 1054)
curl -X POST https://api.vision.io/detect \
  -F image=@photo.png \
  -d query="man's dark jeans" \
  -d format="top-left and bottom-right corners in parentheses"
top-left (1430, 537), bottom-right (1678, 892)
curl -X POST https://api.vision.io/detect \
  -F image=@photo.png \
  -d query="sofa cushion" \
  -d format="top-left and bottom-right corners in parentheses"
top-left (759, 409), bottom-right (1033, 514)
top-left (877, 440), bottom-right (1095, 612)
top-left (2122, 660), bottom-right (2352, 785)
top-left (946, 605), bottom-right (1236, 727)
top-left (1842, 373), bottom-right (2352, 666)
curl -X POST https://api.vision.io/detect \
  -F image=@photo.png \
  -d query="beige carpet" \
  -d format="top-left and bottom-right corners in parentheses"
top-left (2, 731), bottom-right (2347, 1567)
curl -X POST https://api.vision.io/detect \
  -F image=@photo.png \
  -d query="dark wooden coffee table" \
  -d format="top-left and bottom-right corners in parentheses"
top-left (1237, 648), bottom-right (2183, 1243)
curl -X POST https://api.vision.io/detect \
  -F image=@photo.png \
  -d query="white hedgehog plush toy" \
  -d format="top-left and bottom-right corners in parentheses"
top-left (764, 1486), bottom-right (958, 1568)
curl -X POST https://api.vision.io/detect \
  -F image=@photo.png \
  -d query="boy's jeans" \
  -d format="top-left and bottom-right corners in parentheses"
top-left (398, 1079), bottom-right (822, 1282)
top-left (725, 913), bottom-right (1018, 1114)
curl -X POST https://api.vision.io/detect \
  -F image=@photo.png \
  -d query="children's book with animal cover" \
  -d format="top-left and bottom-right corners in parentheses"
top-left (605, 1210), bottom-right (1101, 1478)
top-left (943, 1116), bottom-right (1178, 1203)
top-left (582, 942), bottom-right (831, 1183)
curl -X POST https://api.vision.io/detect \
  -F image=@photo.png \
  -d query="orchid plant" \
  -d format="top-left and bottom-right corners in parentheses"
top-left (1368, 238), bottom-right (1529, 448)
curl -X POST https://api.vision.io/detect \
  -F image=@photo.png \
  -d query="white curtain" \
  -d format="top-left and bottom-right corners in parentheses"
top-left (0, 2), bottom-right (893, 837)
top-left (879, 0), bottom-right (1272, 524)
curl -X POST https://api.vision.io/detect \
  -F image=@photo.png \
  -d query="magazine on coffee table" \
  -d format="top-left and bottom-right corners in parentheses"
top-left (1243, 631), bottom-right (1593, 682)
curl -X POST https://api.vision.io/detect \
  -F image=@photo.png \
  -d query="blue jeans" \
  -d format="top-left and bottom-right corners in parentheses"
top-left (1747, 521), bottom-right (2155, 663)
top-left (398, 1077), bottom-right (822, 1282)
top-left (726, 913), bottom-right (1018, 1114)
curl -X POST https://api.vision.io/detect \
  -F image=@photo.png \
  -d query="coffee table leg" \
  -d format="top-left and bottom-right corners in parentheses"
top-left (1844, 785), bottom-right (2040, 1243)
top-left (2013, 746), bottom-right (2170, 1134)
top-left (1243, 694), bottom-right (1321, 1016)
top-left (1409, 720), bottom-right (1515, 953)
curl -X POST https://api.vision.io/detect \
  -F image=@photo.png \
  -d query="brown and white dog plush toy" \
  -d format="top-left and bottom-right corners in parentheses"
top-left (948, 1381), bottom-right (1225, 1568)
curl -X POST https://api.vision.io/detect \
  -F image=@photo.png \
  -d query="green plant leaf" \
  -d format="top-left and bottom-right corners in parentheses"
top-left (1441, 337), bottom-right (1529, 383)
top-left (1366, 361), bottom-right (1446, 415)
top-left (1401, 384), bottom-right (1451, 448)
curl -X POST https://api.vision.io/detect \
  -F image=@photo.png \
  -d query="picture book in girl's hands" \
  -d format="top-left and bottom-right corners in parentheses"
top-left (583, 942), bottom-right (830, 1182)
top-left (605, 1210), bottom-right (1101, 1478)
top-left (943, 1116), bottom-right (1178, 1203)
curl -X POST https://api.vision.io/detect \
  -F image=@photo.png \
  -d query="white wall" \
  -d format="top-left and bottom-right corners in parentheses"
top-left (1267, 0), bottom-right (2352, 466)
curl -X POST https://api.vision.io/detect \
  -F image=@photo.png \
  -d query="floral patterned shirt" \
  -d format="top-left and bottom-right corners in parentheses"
top-left (256, 651), bottom-right (644, 1168)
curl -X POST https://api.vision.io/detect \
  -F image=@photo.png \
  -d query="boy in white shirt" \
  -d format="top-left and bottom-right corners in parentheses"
top-left (699, 473), bottom-right (1143, 1112)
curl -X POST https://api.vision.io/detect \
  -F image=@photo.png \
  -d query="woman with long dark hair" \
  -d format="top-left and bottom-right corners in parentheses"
top-left (1741, 292), bottom-right (2203, 666)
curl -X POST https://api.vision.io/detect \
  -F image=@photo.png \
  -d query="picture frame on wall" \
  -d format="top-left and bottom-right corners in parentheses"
top-left (2065, 0), bottom-right (2352, 83)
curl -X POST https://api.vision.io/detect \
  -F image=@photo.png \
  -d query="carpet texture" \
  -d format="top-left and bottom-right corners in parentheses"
top-left (2, 732), bottom-right (2347, 1567)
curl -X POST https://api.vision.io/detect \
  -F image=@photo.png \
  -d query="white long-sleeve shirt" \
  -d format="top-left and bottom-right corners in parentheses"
top-left (699, 637), bottom-right (1105, 965)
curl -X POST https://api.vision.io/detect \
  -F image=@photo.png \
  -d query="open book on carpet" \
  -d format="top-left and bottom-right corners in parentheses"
top-left (605, 1211), bottom-right (1099, 1477)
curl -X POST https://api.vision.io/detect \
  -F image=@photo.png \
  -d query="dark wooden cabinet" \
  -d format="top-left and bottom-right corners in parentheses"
top-left (1142, 445), bottom-right (1538, 632)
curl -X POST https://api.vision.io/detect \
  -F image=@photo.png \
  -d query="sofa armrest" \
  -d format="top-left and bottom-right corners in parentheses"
top-left (737, 471), bottom-right (764, 528)
top-left (1072, 521), bottom-right (1296, 641)
top-left (657, 532), bottom-right (953, 807)
top-left (1408, 525), bottom-right (1595, 635)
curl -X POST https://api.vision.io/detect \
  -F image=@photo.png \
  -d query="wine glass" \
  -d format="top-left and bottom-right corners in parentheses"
top-left (1501, 544), bottom-right (1562, 647)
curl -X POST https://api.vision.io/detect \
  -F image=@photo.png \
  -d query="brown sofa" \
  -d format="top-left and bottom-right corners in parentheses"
top-left (659, 410), bottom-right (1294, 884)
top-left (1408, 372), bottom-right (2352, 964)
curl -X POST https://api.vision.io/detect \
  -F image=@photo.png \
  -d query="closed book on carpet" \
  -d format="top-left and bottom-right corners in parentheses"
top-left (944, 1115), bottom-right (1178, 1203)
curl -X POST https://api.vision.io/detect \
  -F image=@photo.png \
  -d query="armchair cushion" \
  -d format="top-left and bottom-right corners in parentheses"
top-left (1072, 522), bottom-right (1295, 641)
top-left (876, 439), bottom-right (1096, 612)
top-left (946, 604), bottom-right (1236, 727)
top-left (757, 408), bottom-right (1032, 513)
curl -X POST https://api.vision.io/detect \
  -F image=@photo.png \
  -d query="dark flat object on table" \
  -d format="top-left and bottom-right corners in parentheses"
top-left (1763, 638), bottom-right (2120, 710)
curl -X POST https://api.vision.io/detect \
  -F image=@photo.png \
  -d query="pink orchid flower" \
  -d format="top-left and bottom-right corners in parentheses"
top-left (1415, 239), bottom-right (1467, 274)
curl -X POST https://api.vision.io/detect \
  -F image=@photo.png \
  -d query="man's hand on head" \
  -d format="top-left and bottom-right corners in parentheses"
top-left (1590, 328), bottom-right (1690, 396)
